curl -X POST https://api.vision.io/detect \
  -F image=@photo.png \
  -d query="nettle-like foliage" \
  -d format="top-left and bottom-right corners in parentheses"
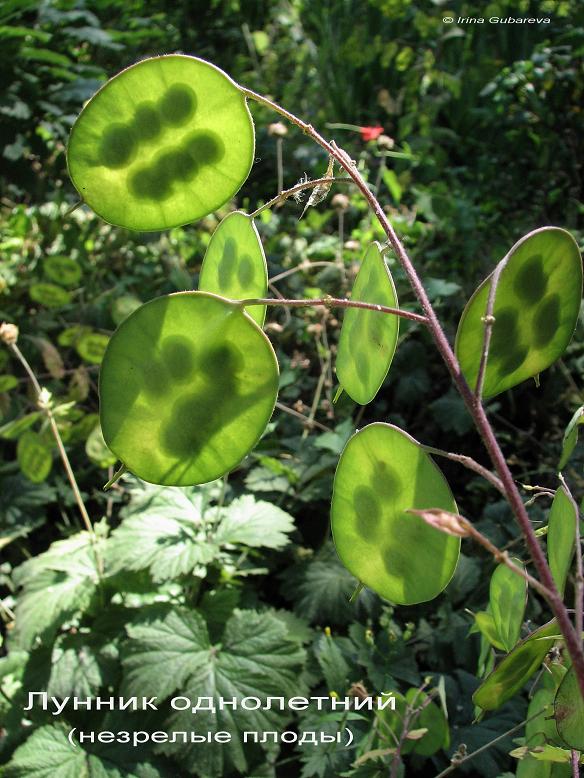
top-left (5, 52), bottom-right (583, 774)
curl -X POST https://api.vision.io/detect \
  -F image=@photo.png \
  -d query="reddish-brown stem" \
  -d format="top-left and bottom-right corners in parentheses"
top-left (242, 86), bottom-right (584, 699)
top-left (475, 257), bottom-right (508, 399)
top-left (239, 296), bottom-right (427, 324)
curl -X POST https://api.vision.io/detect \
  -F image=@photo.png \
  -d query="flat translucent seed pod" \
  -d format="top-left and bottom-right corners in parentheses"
top-left (456, 227), bottom-right (582, 398)
top-left (199, 211), bottom-right (267, 326)
top-left (99, 292), bottom-right (279, 486)
top-left (331, 423), bottom-right (459, 605)
top-left (67, 55), bottom-right (255, 231)
top-left (336, 242), bottom-right (399, 404)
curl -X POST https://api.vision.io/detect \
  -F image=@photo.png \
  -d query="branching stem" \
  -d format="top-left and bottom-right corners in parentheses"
top-left (7, 341), bottom-right (103, 577)
top-left (239, 296), bottom-right (427, 324)
top-left (248, 176), bottom-right (352, 218)
top-left (434, 707), bottom-right (548, 777)
top-left (242, 85), bottom-right (584, 698)
top-left (474, 257), bottom-right (508, 399)
top-left (422, 446), bottom-right (505, 495)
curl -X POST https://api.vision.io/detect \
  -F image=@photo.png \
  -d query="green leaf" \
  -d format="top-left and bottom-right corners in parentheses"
top-left (214, 494), bottom-right (294, 549)
top-left (559, 406), bottom-right (584, 470)
top-left (200, 211), bottom-right (267, 326)
top-left (0, 374), bottom-right (18, 392)
top-left (382, 168), bottom-right (402, 204)
top-left (99, 292), bottom-right (279, 486)
top-left (67, 55), bottom-right (255, 231)
top-left (547, 486), bottom-right (577, 597)
top-left (47, 632), bottom-right (115, 700)
top-left (122, 607), bottom-right (305, 776)
top-left (401, 687), bottom-right (449, 756)
top-left (2, 724), bottom-right (167, 777)
top-left (12, 531), bottom-right (101, 649)
top-left (455, 227), bottom-right (583, 398)
top-left (473, 611), bottom-right (506, 651)
top-left (17, 431), bottom-right (52, 483)
top-left (105, 485), bottom-right (219, 582)
top-left (489, 558), bottom-right (527, 652)
top-left (43, 256), bottom-right (82, 287)
top-left (315, 632), bottom-right (349, 693)
top-left (473, 620), bottom-right (559, 710)
top-left (554, 666), bottom-right (584, 750)
top-left (284, 544), bottom-right (374, 625)
top-left (29, 283), bottom-right (72, 308)
top-left (336, 242), bottom-right (400, 405)
top-left (516, 670), bottom-right (571, 778)
top-left (2, 725), bottom-right (90, 778)
top-left (331, 423), bottom-right (459, 605)
top-left (0, 412), bottom-right (41, 440)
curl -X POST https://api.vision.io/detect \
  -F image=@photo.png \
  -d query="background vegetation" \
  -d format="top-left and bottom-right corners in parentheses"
top-left (0, 0), bottom-right (583, 776)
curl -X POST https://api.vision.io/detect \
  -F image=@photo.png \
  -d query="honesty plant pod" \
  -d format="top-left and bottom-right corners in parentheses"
top-left (99, 292), bottom-right (279, 486)
top-left (67, 55), bottom-right (255, 231)
top-left (456, 227), bottom-right (582, 398)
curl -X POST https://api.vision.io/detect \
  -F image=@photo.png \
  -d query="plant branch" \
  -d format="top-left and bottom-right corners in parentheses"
top-left (571, 749), bottom-right (581, 778)
top-left (559, 473), bottom-right (584, 640)
top-left (408, 509), bottom-right (556, 601)
top-left (3, 330), bottom-right (103, 577)
top-left (275, 401), bottom-right (332, 432)
top-left (239, 296), bottom-right (427, 324)
top-left (474, 257), bottom-right (508, 399)
top-left (242, 86), bottom-right (584, 698)
top-left (422, 446), bottom-right (505, 495)
top-left (434, 706), bottom-right (549, 777)
top-left (248, 176), bottom-right (352, 218)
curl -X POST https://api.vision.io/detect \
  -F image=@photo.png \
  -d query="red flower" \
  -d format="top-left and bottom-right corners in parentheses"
top-left (359, 125), bottom-right (384, 142)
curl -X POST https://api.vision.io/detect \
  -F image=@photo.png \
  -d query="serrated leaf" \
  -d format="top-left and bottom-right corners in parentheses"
top-left (489, 558), bottom-right (527, 652)
top-left (214, 494), bottom-right (294, 549)
top-left (282, 544), bottom-right (378, 626)
top-left (315, 633), bottom-right (349, 693)
top-left (547, 486), bottom-right (577, 597)
top-left (199, 211), bottom-right (267, 326)
top-left (336, 242), bottom-right (399, 405)
top-left (47, 632), bottom-right (115, 700)
top-left (105, 486), bottom-right (217, 582)
top-left (122, 607), bottom-right (305, 777)
top-left (12, 532), bottom-right (101, 650)
top-left (2, 724), bottom-right (168, 777)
